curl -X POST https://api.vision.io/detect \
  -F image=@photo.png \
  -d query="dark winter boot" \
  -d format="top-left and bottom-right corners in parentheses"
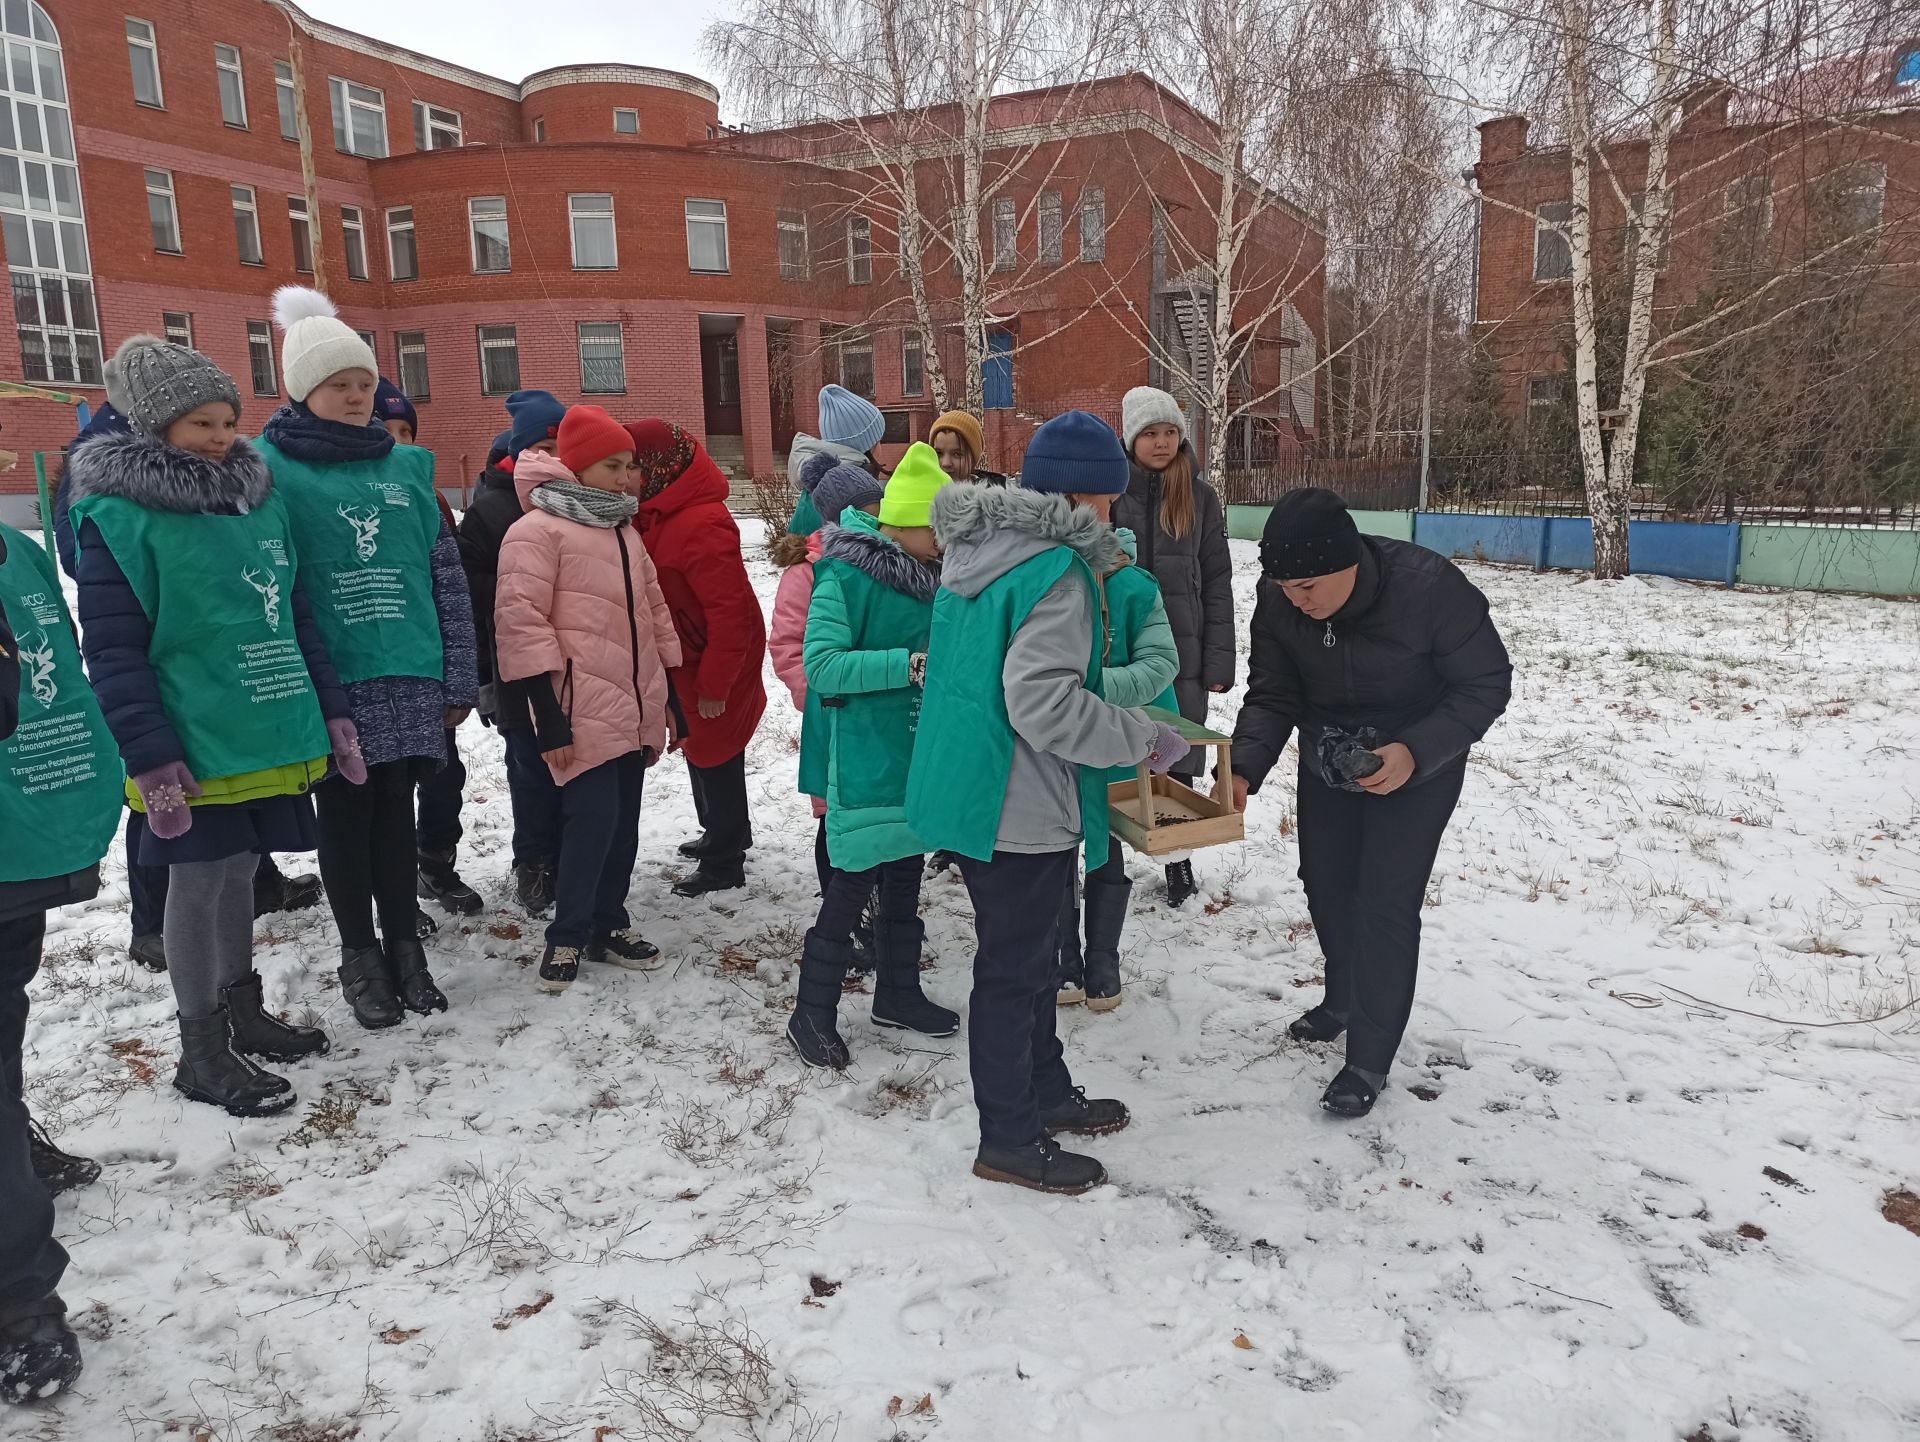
top-left (1082, 870), bottom-right (1133, 1013)
top-left (786, 931), bottom-right (852, 1069)
top-left (972, 1135), bottom-right (1107, 1195)
top-left (386, 935), bottom-right (449, 1015)
top-left (1039, 1085), bottom-right (1131, 1137)
top-left (1289, 1005), bottom-right (1348, 1043)
top-left (848, 897), bottom-right (877, 975)
top-left (537, 945), bottom-right (581, 994)
top-left (413, 907), bottom-right (439, 939)
top-left (870, 918), bottom-right (959, 1037)
top-left (673, 860), bottom-right (745, 899)
top-left (26, 1119), bottom-right (99, 1196)
top-left (676, 831), bottom-right (712, 859)
top-left (338, 944), bottom-right (404, 1030)
top-left (0, 1294), bottom-right (83, 1404)
top-left (252, 857), bottom-right (322, 919)
top-left (417, 847), bottom-right (484, 916)
top-left (173, 1009), bottom-right (296, 1116)
top-left (128, 931), bottom-right (166, 973)
top-left (587, 929), bottom-right (663, 970)
top-left (1056, 879), bottom-right (1085, 1006)
top-left (1165, 860), bottom-right (1198, 908)
top-left (514, 861), bottom-right (555, 917)
top-left (1320, 1065), bottom-right (1383, 1118)
top-left (221, 971), bottom-right (330, 1063)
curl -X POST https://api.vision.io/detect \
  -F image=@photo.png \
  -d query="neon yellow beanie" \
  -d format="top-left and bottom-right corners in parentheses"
top-left (877, 442), bottom-right (951, 527)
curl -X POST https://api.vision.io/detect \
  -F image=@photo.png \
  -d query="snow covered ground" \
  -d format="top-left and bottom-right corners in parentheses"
top-left (16, 537), bottom-right (1920, 1442)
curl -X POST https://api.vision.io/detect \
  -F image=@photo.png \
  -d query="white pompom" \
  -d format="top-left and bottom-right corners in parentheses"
top-left (272, 285), bottom-right (337, 332)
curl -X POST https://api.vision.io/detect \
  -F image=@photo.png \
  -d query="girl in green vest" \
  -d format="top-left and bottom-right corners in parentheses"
top-left (69, 337), bottom-right (364, 1118)
top-left (787, 444), bottom-right (961, 1069)
top-left (258, 289), bottom-right (479, 1033)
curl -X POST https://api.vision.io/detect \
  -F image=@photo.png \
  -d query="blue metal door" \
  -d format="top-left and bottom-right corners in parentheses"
top-left (983, 330), bottom-right (1013, 410)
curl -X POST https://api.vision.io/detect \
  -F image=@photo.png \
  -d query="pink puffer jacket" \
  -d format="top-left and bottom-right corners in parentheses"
top-left (495, 451), bottom-right (682, 784)
top-left (768, 531), bottom-right (828, 819)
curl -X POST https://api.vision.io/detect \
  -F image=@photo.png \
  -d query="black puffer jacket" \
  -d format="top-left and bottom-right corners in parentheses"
top-left (1232, 535), bottom-right (1511, 792)
top-left (1109, 447), bottom-right (1235, 722)
top-left (456, 461), bottom-right (530, 729)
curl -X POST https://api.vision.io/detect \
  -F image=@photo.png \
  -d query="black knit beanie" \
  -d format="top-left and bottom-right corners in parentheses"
top-left (1259, 487), bottom-right (1361, 580)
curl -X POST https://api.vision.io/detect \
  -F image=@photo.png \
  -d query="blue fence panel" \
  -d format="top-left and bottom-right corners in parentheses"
top-left (1411, 513), bottom-right (1549, 568)
top-left (1543, 517), bottom-right (1594, 571)
top-left (1415, 513), bottom-right (1740, 584)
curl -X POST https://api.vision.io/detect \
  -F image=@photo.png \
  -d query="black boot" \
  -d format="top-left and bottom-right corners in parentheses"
top-left (1289, 1005), bottom-right (1348, 1043)
top-left (514, 861), bottom-right (555, 917)
top-left (1056, 879), bottom-right (1085, 1006)
top-left (786, 931), bottom-right (852, 1069)
top-left (173, 1008), bottom-right (296, 1116)
top-left (848, 897), bottom-right (877, 975)
top-left (128, 931), bottom-right (166, 973)
top-left (1165, 860), bottom-right (1198, 908)
top-left (338, 945), bottom-right (404, 1030)
top-left (413, 907), bottom-right (439, 939)
top-left (221, 971), bottom-right (330, 1063)
top-left (679, 827), bottom-right (751, 859)
top-left (0, 1294), bottom-right (83, 1404)
top-left (1321, 1065), bottom-right (1381, 1118)
top-left (26, 1119), bottom-right (99, 1196)
top-left (1082, 869), bottom-right (1132, 1013)
top-left (385, 935), bottom-right (449, 1015)
top-left (586, 928), bottom-right (662, 970)
top-left (972, 1136), bottom-right (1107, 1195)
top-left (870, 918), bottom-right (958, 1037)
top-left (417, 847), bottom-right (483, 916)
top-left (252, 857), bottom-right (322, 919)
top-left (537, 944), bottom-right (581, 994)
top-left (673, 860), bottom-right (745, 899)
top-left (1039, 1085), bottom-right (1131, 1137)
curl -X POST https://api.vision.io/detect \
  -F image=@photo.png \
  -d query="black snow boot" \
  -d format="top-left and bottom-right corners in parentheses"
top-left (537, 945), bottom-right (581, 994)
top-left (173, 1008), bottom-right (296, 1116)
top-left (1320, 1065), bottom-right (1382, 1118)
top-left (417, 847), bottom-right (484, 916)
top-left (413, 907), bottom-right (439, 939)
top-left (1164, 860), bottom-right (1198, 908)
top-left (221, 971), bottom-right (330, 1063)
top-left (1289, 1005), bottom-right (1348, 1043)
top-left (972, 1135), bottom-right (1107, 1195)
top-left (514, 861), bottom-right (555, 917)
top-left (338, 944), bottom-right (404, 1030)
top-left (870, 918), bottom-right (959, 1037)
top-left (673, 860), bottom-right (745, 899)
top-left (786, 930), bottom-right (852, 1070)
top-left (678, 828), bottom-right (750, 860)
top-left (0, 1294), bottom-right (83, 1404)
top-left (128, 931), bottom-right (166, 973)
top-left (1039, 1085), bottom-right (1131, 1137)
top-left (1082, 869), bottom-right (1132, 1013)
top-left (1056, 879), bottom-right (1085, 1006)
top-left (26, 1119), bottom-right (99, 1196)
top-left (252, 857), bottom-right (322, 919)
top-left (386, 935), bottom-right (449, 1015)
top-left (587, 928), bottom-right (663, 970)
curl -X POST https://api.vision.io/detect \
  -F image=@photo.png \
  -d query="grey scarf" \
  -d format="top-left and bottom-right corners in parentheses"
top-left (528, 478), bottom-right (638, 528)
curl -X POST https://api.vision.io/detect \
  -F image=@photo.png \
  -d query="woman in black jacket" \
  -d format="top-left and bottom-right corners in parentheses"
top-left (1111, 387), bottom-right (1235, 907)
top-left (1230, 489), bottom-right (1511, 1119)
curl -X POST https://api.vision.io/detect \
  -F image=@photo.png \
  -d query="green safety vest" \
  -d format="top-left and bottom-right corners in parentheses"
top-left (0, 523), bottom-right (122, 883)
top-left (255, 439), bottom-right (444, 685)
top-left (69, 490), bottom-right (332, 787)
top-left (905, 546), bottom-right (1112, 868)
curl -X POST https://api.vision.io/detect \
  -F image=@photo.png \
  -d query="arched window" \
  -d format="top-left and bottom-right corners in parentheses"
top-left (0, 1), bottom-right (100, 385)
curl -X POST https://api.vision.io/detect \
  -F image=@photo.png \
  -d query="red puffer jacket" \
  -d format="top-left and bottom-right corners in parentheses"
top-left (633, 439), bottom-right (767, 768)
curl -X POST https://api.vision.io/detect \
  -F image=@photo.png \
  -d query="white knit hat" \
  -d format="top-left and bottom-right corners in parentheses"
top-left (272, 286), bottom-right (377, 403)
top-left (1121, 385), bottom-right (1188, 451)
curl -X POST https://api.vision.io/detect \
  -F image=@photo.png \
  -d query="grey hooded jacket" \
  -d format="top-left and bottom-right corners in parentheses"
top-left (931, 484), bottom-right (1158, 854)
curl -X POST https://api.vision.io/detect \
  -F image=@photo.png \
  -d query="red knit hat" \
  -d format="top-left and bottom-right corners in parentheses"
top-left (557, 405), bottom-right (633, 475)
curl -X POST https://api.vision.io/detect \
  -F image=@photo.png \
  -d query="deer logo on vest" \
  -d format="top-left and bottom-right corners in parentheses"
top-left (242, 567), bottom-right (282, 630)
top-left (19, 629), bottom-right (56, 706)
top-left (338, 504), bottom-right (382, 561)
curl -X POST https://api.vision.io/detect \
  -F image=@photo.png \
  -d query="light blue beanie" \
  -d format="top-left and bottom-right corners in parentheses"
top-left (817, 383), bottom-right (885, 454)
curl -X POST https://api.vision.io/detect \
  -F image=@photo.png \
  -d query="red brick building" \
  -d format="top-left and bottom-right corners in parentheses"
top-left (0, 0), bottom-right (1323, 510)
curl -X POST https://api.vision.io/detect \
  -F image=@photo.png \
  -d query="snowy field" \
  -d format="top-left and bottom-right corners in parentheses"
top-left (16, 536), bottom-right (1920, 1442)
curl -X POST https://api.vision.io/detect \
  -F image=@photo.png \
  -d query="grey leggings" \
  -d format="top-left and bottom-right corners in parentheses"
top-left (163, 852), bottom-right (258, 1018)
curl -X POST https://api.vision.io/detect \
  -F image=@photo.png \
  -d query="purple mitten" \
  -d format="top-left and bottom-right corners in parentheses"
top-left (133, 761), bottom-right (200, 839)
top-left (1145, 720), bottom-right (1192, 776)
top-left (327, 717), bottom-right (368, 785)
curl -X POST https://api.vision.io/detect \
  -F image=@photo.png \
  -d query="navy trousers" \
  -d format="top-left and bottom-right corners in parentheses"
top-left (0, 912), bottom-right (65, 1305)
top-left (548, 752), bottom-right (646, 949)
top-left (415, 728), bottom-right (466, 854)
top-left (502, 727), bottom-right (564, 869)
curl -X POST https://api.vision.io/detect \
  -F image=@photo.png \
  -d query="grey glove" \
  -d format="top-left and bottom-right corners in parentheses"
top-left (1145, 720), bottom-right (1192, 775)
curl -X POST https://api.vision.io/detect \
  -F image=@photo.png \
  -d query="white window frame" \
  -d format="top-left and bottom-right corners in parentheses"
top-left (847, 213), bottom-right (872, 285)
top-left (126, 17), bottom-right (163, 109)
top-left (385, 205), bottom-right (417, 281)
top-left (685, 198), bottom-right (728, 274)
top-left (992, 196), bottom-right (1015, 272)
top-left (777, 208), bottom-right (808, 280)
top-left (214, 43), bottom-right (246, 128)
top-left (1533, 201), bottom-right (1573, 282)
top-left (568, 192), bottom-right (617, 270)
top-left (1526, 376), bottom-right (1558, 416)
top-left (578, 321), bottom-right (626, 395)
top-left (162, 310), bottom-right (192, 348)
top-left (287, 194), bottom-right (312, 273)
top-left (144, 167), bottom-right (179, 253)
top-left (396, 330), bottom-right (429, 399)
top-left (412, 100), bottom-right (462, 151)
top-left (273, 59), bottom-right (297, 140)
top-left (246, 318), bottom-right (277, 396)
top-left (230, 183), bottom-right (262, 266)
top-left (328, 76), bottom-right (387, 158)
top-left (902, 330), bottom-right (924, 398)
top-left (1037, 189), bottom-right (1062, 266)
top-left (468, 195), bottom-right (509, 274)
top-left (1079, 186), bottom-right (1105, 262)
top-left (1836, 161), bottom-right (1886, 235)
top-left (341, 203), bottom-right (367, 281)
top-left (614, 107), bottom-right (639, 135)
top-left (532, 117), bottom-right (546, 143)
top-left (476, 323), bottom-right (520, 395)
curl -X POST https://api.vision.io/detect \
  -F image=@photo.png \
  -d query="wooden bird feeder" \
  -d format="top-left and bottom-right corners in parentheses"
top-left (1108, 706), bottom-right (1244, 856)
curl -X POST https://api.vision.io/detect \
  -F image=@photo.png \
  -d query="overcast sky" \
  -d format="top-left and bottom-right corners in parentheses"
top-left (300, 0), bottom-right (731, 99)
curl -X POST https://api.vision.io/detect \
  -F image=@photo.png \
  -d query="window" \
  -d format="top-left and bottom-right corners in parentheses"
top-left (1835, 161), bottom-right (1886, 235)
top-left (396, 330), bottom-right (429, 398)
top-left (162, 310), bottom-right (191, 348)
top-left (126, 18), bottom-right (162, 108)
top-left (145, 168), bottom-right (179, 253)
top-left (992, 196), bottom-right (1015, 271)
top-left (1533, 201), bottom-right (1572, 281)
top-left (578, 321), bottom-right (625, 393)
top-left (386, 205), bottom-right (417, 281)
top-left (288, 195), bottom-right (312, 273)
top-left (341, 204), bottom-right (366, 280)
top-left (1723, 173), bottom-right (1773, 240)
top-left (902, 330), bottom-right (924, 398)
top-left (246, 319), bottom-right (276, 396)
top-left (685, 198), bottom-right (728, 273)
top-left (846, 213), bottom-right (873, 285)
top-left (412, 100), bottom-right (461, 151)
top-left (329, 77), bottom-right (387, 157)
top-left (230, 184), bottom-right (261, 265)
top-left (477, 324), bottom-right (520, 394)
top-left (1079, 186), bottom-right (1105, 262)
top-left (830, 328), bottom-right (874, 399)
top-left (274, 59), bottom-right (296, 139)
top-left (355, 329), bottom-right (375, 353)
top-left (468, 195), bottom-right (509, 272)
top-left (214, 43), bottom-right (246, 128)
top-left (569, 193), bottom-right (616, 269)
top-left (778, 208), bottom-right (807, 280)
top-left (532, 117), bottom-right (545, 143)
top-left (1527, 376), bottom-right (1558, 414)
top-left (614, 107), bottom-right (639, 135)
top-left (1038, 190), bottom-right (1062, 266)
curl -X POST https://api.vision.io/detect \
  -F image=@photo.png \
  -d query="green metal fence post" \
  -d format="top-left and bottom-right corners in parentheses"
top-left (33, 450), bottom-right (54, 560)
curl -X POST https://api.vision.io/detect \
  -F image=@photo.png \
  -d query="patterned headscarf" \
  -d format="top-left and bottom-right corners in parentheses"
top-left (624, 420), bottom-right (698, 503)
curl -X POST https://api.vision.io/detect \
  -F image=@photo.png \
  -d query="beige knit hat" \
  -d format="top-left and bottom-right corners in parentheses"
top-left (272, 286), bottom-right (376, 403)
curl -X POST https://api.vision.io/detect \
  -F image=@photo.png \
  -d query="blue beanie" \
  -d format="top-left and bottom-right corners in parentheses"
top-left (487, 429), bottom-right (512, 466)
top-left (817, 384), bottom-right (885, 454)
top-left (505, 389), bottom-right (566, 456)
top-left (1019, 411), bottom-right (1129, 495)
top-left (374, 377), bottom-right (417, 437)
top-left (812, 462), bottom-right (886, 524)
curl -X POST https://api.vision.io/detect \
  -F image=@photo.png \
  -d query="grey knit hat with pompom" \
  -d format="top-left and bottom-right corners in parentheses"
top-left (110, 334), bottom-right (242, 437)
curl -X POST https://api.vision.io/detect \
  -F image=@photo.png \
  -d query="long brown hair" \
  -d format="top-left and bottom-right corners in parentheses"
top-left (1152, 446), bottom-right (1196, 541)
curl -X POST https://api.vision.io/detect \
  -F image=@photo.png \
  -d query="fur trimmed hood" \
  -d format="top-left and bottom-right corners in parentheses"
top-left (930, 482), bottom-right (1124, 599)
top-left (65, 432), bottom-right (273, 515)
top-left (820, 515), bottom-right (939, 601)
